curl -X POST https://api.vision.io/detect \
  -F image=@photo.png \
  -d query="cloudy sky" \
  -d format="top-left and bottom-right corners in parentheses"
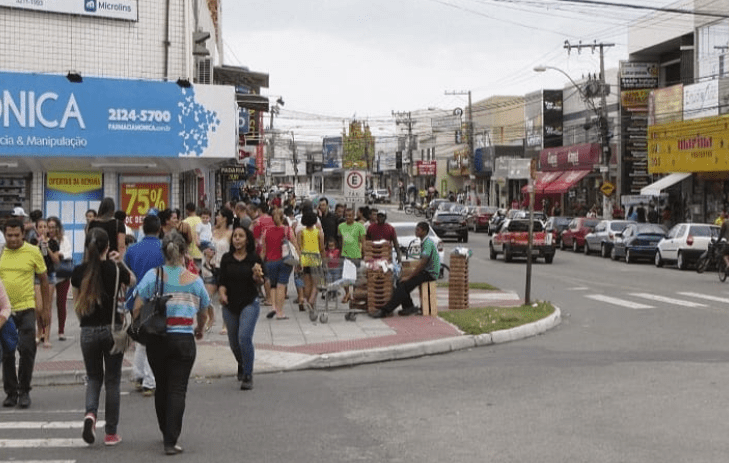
top-left (222, 0), bottom-right (682, 138)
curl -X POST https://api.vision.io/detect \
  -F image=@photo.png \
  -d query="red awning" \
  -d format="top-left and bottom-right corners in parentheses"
top-left (520, 171), bottom-right (564, 194)
top-left (543, 170), bottom-right (591, 194)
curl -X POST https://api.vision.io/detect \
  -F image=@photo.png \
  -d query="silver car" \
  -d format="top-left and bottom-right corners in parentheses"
top-left (583, 220), bottom-right (632, 257)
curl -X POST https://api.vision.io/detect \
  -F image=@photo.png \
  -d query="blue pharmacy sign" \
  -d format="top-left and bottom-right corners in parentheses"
top-left (323, 136), bottom-right (342, 169)
top-left (0, 71), bottom-right (236, 158)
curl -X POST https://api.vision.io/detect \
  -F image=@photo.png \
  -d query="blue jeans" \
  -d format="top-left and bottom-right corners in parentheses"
top-left (2, 309), bottom-right (37, 396)
top-left (80, 325), bottom-right (123, 435)
top-left (222, 299), bottom-right (260, 378)
top-left (146, 333), bottom-right (196, 447)
top-left (265, 259), bottom-right (292, 287)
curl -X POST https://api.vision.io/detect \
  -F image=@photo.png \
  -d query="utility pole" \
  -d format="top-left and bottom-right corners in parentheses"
top-left (564, 40), bottom-right (614, 218)
top-left (392, 111), bottom-right (414, 204)
top-left (445, 90), bottom-right (474, 203)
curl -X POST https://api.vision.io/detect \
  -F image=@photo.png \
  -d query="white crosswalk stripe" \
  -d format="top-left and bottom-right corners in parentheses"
top-left (0, 421), bottom-right (105, 430)
top-left (676, 292), bottom-right (729, 304)
top-left (0, 438), bottom-right (84, 448)
top-left (628, 293), bottom-right (708, 308)
top-left (585, 294), bottom-right (654, 309)
top-left (0, 418), bottom-right (105, 457)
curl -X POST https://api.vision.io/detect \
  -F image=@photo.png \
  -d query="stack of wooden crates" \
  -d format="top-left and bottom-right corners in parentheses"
top-left (448, 254), bottom-right (469, 310)
top-left (364, 241), bottom-right (393, 314)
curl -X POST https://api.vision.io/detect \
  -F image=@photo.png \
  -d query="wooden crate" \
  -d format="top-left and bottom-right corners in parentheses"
top-left (420, 280), bottom-right (438, 316)
top-left (448, 254), bottom-right (469, 310)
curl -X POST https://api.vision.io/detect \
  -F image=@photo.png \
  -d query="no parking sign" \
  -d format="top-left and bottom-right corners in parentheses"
top-left (344, 170), bottom-right (366, 203)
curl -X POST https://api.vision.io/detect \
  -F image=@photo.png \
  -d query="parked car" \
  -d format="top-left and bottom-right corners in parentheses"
top-left (489, 219), bottom-right (555, 263)
top-left (391, 222), bottom-right (446, 278)
top-left (544, 216), bottom-right (572, 246)
top-left (560, 217), bottom-right (600, 252)
top-left (611, 223), bottom-right (668, 263)
top-left (430, 209), bottom-right (469, 243)
top-left (584, 220), bottom-right (632, 257)
top-left (472, 206), bottom-right (498, 233)
top-left (654, 223), bottom-right (720, 270)
top-left (370, 188), bottom-right (390, 204)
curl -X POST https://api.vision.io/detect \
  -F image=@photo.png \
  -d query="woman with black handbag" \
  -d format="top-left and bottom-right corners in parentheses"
top-left (133, 230), bottom-right (209, 455)
top-left (47, 217), bottom-right (73, 341)
top-left (71, 228), bottom-right (135, 447)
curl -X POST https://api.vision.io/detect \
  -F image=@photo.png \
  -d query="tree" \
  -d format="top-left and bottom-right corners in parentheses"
top-left (342, 120), bottom-right (374, 170)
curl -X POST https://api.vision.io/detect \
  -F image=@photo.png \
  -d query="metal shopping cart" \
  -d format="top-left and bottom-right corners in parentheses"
top-left (301, 252), bottom-right (368, 323)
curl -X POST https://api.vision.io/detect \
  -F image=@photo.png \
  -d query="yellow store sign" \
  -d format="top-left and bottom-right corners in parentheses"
top-left (648, 114), bottom-right (729, 173)
top-left (46, 172), bottom-right (103, 195)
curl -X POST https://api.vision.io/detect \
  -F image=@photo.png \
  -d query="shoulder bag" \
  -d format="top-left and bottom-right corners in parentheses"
top-left (281, 227), bottom-right (300, 266)
top-left (127, 267), bottom-right (171, 345)
top-left (0, 316), bottom-right (18, 353)
top-left (110, 265), bottom-right (132, 355)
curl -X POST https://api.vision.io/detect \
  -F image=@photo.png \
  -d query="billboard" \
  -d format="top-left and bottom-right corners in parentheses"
top-left (0, 71), bottom-right (236, 158)
top-left (0, 0), bottom-right (138, 21)
top-left (323, 136), bottom-right (342, 169)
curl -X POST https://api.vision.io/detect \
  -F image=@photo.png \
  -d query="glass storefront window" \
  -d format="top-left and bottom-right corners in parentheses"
top-left (698, 19), bottom-right (729, 79)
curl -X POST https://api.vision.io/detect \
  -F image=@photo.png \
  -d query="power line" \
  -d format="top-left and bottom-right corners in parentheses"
top-left (555, 0), bottom-right (729, 18)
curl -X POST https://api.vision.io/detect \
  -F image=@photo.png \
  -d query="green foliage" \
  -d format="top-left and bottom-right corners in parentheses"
top-left (342, 120), bottom-right (374, 169)
top-left (439, 301), bottom-right (554, 335)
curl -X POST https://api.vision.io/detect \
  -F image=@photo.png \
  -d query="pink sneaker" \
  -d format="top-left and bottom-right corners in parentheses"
top-left (82, 413), bottom-right (96, 444)
top-left (104, 434), bottom-right (122, 446)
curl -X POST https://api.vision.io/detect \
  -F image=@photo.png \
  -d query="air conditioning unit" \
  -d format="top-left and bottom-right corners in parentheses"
top-left (195, 58), bottom-right (212, 84)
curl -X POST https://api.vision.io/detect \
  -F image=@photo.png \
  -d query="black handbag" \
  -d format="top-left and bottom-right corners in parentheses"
top-left (128, 267), bottom-right (171, 345)
top-left (55, 259), bottom-right (74, 279)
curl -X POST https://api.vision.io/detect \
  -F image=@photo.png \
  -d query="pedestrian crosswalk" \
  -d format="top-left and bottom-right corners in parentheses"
top-left (585, 291), bottom-right (729, 310)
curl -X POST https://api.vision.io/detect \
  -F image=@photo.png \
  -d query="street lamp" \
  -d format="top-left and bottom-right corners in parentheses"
top-left (534, 65), bottom-right (611, 219)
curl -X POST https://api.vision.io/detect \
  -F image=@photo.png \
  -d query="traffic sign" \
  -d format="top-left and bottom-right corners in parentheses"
top-left (344, 170), bottom-right (366, 203)
top-left (600, 181), bottom-right (615, 197)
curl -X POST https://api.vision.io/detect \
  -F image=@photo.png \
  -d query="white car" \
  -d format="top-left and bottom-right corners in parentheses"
top-left (391, 222), bottom-right (446, 278)
top-left (655, 223), bottom-right (720, 270)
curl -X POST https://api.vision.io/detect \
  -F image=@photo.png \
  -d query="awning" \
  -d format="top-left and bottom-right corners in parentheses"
top-left (521, 171), bottom-right (564, 194)
top-left (543, 170), bottom-right (591, 194)
top-left (640, 173), bottom-right (691, 196)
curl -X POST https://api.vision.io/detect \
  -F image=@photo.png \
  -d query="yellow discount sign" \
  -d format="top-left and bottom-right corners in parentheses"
top-left (121, 182), bottom-right (169, 229)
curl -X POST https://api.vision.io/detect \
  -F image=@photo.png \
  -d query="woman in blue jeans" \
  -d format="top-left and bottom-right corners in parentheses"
top-left (71, 228), bottom-right (135, 447)
top-left (133, 230), bottom-right (209, 455)
top-left (218, 225), bottom-right (265, 390)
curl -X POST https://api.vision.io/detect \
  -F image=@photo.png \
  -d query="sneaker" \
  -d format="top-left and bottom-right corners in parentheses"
top-left (142, 387), bottom-right (155, 397)
top-left (82, 413), bottom-right (96, 444)
top-left (17, 392), bottom-right (30, 409)
top-left (132, 379), bottom-right (143, 391)
top-left (398, 306), bottom-right (419, 317)
top-left (240, 374), bottom-right (253, 390)
top-left (2, 394), bottom-right (17, 407)
top-left (164, 444), bottom-right (184, 455)
top-left (370, 309), bottom-right (386, 319)
top-left (104, 434), bottom-right (122, 446)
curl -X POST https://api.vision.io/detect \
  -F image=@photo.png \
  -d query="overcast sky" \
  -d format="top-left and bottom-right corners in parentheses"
top-left (222, 0), bottom-right (682, 138)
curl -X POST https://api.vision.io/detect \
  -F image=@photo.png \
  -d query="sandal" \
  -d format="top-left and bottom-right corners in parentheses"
top-left (275, 315), bottom-right (289, 320)
top-left (266, 310), bottom-right (276, 319)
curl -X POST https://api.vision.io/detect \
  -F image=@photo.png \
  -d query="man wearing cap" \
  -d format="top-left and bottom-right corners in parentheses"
top-left (366, 211), bottom-right (402, 263)
top-left (0, 218), bottom-right (50, 408)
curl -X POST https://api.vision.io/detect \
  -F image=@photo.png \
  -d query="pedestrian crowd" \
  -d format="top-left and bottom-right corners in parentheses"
top-left (0, 190), bottom-right (440, 455)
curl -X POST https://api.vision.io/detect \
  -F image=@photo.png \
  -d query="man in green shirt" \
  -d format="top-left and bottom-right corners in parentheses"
top-left (338, 208), bottom-right (366, 303)
top-left (371, 222), bottom-right (440, 318)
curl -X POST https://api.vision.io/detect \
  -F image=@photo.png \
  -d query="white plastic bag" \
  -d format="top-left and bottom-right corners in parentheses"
top-left (342, 258), bottom-right (357, 282)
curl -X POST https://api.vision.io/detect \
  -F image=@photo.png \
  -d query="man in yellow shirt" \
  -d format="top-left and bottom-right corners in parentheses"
top-left (0, 218), bottom-right (50, 409)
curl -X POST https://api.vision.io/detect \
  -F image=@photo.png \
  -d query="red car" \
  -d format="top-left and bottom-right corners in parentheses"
top-left (560, 217), bottom-right (601, 251)
top-left (472, 206), bottom-right (498, 233)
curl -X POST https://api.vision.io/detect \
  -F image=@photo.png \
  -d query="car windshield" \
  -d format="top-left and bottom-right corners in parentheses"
top-left (635, 224), bottom-right (667, 235)
top-left (507, 220), bottom-right (544, 232)
top-left (688, 225), bottom-right (718, 237)
top-left (477, 206), bottom-right (497, 214)
top-left (393, 224), bottom-right (418, 238)
top-left (584, 219), bottom-right (601, 228)
top-left (610, 222), bottom-right (630, 232)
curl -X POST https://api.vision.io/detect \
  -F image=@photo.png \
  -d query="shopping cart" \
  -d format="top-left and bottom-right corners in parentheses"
top-left (301, 252), bottom-right (367, 323)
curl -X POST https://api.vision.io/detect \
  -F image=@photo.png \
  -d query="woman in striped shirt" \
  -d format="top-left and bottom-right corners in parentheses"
top-left (133, 230), bottom-right (209, 456)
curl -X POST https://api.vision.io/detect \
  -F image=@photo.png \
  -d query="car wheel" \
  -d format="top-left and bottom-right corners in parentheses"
top-left (504, 248), bottom-right (513, 262)
top-left (655, 251), bottom-right (664, 267)
top-left (625, 249), bottom-right (632, 263)
top-left (489, 243), bottom-right (496, 260)
top-left (601, 243), bottom-right (608, 258)
top-left (544, 254), bottom-right (554, 264)
top-left (584, 242), bottom-right (590, 255)
top-left (560, 239), bottom-right (565, 250)
top-left (677, 251), bottom-right (686, 270)
top-left (611, 247), bottom-right (617, 261)
top-left (573, 240), bottom-right (579, 252)
top-left (462, 233), bottom-right (468, 243)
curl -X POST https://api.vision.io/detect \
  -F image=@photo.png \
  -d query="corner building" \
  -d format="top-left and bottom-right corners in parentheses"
top-left (0, 1), bottom-right (260, 262)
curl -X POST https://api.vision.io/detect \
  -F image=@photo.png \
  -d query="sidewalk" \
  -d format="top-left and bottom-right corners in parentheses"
top-left (31, 288), bottom-right (560, 386)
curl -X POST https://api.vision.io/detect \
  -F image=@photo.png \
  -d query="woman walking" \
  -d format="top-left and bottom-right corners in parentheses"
top-left (133, 231), bottom-right (208, 455)
top-left (205, 209), bottom-right (233, 333)
top-left (260, 208), bottom-right (298, 320)
top-left (34, 217), bottom-right (54, 347)
top-left (297, 211), bottom-right (324, 311)
top-left (218, 226), bottom-right (265, 390)
top-left (71, 228), bottom-right (135, 446)
top-left (47, 217), bottom-right (72, 341)
top-left (87, 197), bottom-right (127, 256)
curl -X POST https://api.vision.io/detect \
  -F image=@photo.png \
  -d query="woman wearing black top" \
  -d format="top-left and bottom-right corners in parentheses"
top-left (71, 228), bottom-right (135, 447)
top-left (87, 197), bottom-right (127, 256)
top-left (218, 226), bottom-right (265, 390)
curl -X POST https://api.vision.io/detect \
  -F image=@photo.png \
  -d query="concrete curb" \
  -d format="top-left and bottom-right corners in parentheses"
top-left (32, 307), bottom-right (561, 385)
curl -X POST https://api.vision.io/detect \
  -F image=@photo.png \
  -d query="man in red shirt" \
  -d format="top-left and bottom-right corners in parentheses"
top-left (366, 211), bottom-right (402, 263)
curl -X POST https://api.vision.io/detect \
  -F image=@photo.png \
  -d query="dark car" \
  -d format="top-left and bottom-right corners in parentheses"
top-left (472, 206), bottom-right (498, 233)
top-left (611, 223), bottom-right (668, 263)
top-left (430, 210), bottom-right (469, 243)
top-left (544, 216), bottom-right (572, 246)
top-left (560, 217), bottom-right (600, 252)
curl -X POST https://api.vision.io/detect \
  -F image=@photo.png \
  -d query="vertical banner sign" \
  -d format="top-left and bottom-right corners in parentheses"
top-left (44, 172), bottom-right (103, 263)
top-left (121, 182), bottom-right (169, 229)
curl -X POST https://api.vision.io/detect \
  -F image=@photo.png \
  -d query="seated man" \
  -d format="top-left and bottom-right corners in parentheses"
top-left (370, 222), bottom-right (440, 318)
